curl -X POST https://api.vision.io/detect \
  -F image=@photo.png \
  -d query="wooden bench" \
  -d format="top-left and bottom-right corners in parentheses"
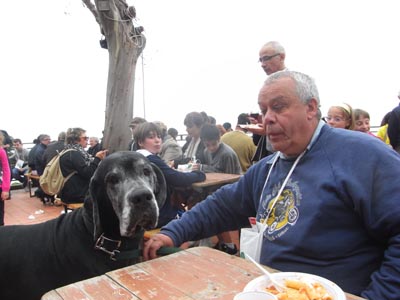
top-left (54, 198), bottom-right (84, 214)
top-left (24, 172), bottom-right (40, 197)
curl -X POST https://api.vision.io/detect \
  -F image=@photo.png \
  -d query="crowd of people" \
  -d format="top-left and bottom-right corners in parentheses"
top-left (1, 40), bottom-right (400, 299)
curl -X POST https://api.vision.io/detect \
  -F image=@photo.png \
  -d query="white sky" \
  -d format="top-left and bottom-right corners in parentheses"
top-left (1, 0), bottom-right (400, 144)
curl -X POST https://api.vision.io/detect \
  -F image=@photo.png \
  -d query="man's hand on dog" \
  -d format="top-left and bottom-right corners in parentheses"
top-left (143, 234), bottom-right (174, 260)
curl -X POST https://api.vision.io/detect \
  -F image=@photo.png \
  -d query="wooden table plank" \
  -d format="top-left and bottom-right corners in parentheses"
top-left (191, 173), bottom-right (241, 189)
top-left (55, 275), bottom-right (137, 300)
top-left (42, 247), bottom-right (366, 300)
top-left (107, 265), bottom-right (192, 299)
top-left (41, 290), bottom-right (63, 300)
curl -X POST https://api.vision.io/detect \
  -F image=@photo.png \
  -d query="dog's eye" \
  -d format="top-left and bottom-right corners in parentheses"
top-left (106, 173), bottom-right (120, 184)
top-left (143, 167), bottom-right (151, 177)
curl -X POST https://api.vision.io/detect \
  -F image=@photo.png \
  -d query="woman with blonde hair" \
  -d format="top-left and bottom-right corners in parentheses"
top-left (0, 131), bottom-right (11, 226)
top-left (324, 103), bottom-right (355, 130)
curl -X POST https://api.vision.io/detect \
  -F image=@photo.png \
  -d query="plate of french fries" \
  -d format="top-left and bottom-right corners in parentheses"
top-left (243, 272), bottom-right (345, 300)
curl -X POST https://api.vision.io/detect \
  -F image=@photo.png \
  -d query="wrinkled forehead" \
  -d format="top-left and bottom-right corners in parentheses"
top-left (259, 45), bottom-right (275, 56)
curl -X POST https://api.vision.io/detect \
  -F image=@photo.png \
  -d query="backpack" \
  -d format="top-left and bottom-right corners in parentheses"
top-left (39, 149), bottom-right (77, 196)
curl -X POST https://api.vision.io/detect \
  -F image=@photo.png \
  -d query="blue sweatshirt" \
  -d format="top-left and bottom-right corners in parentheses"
top-left (160, 124), bottom-right (400, 299)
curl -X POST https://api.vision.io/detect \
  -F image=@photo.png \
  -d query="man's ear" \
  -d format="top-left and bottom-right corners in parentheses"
top-left (307, 98), bottom-right (319, 119)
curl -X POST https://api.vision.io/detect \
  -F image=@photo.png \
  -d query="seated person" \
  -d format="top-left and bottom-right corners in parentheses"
top-left (221, 113), bottom-right (257, 173)
top-left (11, 139), bottom-right (29, 186)
top-left (33, 134), bottom-right (53, 203)
top-left (324, 103), bottom-right (355, 130)
top-left (196, 124), bottom-right (241, 254)
top-left (59, 128), bottom-right (107, 204)
top-left (28, 137), bottom-right (40, 174)
top-left (376, 111), bottom-right (391, 146)
top-left (175, 112), bottom-right (208, 166)
top-left (43, 132), bottom-right (66, 164)
top-left (159, 127), bottom-right (183, 164)
top-left (222, 122), bottom-right (233, 132)
top-left (87, 136), bottom-right (102, 157)
top-left (134, 122), bottom-right (205, 227)
top-left (144, 71), bottom-right (400, 299)
top-left (198, 124), bottom-right (241, 175)
top-left (353, 108), bottom-right (380, 139)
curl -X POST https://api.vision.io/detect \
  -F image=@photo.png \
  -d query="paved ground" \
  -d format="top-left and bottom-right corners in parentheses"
top-left (4, 188), bottom-right (63, 225)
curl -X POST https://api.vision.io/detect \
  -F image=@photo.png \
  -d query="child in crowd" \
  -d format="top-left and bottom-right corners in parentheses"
top-left (196, 124), bottom-right (241, 254)
top-left (324, 103), bottom-right (355, 130)
top-left (134, 122), bottom-right (205, 227)
top-left (0, 131), bottom-right (11, 226)
top-left (198, 124), bottom-right (241, 174)
top-left (353, 108), bottom-right (380, 138)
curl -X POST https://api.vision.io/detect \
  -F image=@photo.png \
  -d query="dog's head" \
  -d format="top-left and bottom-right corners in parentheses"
top-left (89, 151), bottom-right (166, 240)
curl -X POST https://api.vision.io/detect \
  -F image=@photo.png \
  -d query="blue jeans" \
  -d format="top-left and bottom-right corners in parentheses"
top-left (12, 168), bottom-right (27, 184)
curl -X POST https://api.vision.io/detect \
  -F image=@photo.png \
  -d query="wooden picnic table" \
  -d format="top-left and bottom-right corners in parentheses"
top-left (41, 247), bottom-right (365, 300)
top-left (191, 172), bottom-right (241, 190)
top-left (185, 172), bottom-right (241, 209)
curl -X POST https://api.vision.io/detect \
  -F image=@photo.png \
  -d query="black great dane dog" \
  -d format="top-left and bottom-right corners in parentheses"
top-left (0, 151), bottom-right (166, 300)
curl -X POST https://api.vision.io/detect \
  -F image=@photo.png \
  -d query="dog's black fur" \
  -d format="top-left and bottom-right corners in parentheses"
top-left (0, 151), bottom-right (166, 300)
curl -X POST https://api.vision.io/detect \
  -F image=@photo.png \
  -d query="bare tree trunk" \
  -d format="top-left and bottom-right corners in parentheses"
top-left (83, 0), bottom-right (145, 153)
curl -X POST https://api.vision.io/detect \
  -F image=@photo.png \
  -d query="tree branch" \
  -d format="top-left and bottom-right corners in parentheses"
top-left (81, 0), bottom-right (100, 25)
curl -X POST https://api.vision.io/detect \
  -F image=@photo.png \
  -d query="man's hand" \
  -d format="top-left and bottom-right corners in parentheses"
top-left (95, 149), bottom-right (108, 160)
top-left (143, 234), bottom-right (174, 260)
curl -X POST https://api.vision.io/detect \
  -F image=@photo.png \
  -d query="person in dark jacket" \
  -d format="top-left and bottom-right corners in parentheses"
top-left (33, 134), bottom-right (55, 203)
top-left (87, 137), bottom-right (102, 157)
top-left (59, 128), bottom-right (107, 204)
top-left (28, 137), bottom-right (40, 171)
top-left (134, 122), bottom-right (206, 227)
top-left (43, 132), bottom-right (66, 164)
top-left (33, 134), bottom-right (51, 176)
top-left (387, 91), bottom-right (400, 153)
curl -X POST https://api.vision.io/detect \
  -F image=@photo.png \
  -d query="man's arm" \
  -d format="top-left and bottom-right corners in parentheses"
top-left (143, 162), bottom-right (267, 260)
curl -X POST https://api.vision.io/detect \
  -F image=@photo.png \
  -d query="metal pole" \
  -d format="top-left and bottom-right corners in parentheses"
top-left (141, 54), bottom-right (146, 119)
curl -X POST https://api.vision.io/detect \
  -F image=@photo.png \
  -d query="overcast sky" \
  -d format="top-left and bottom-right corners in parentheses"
top-left (1, 0), bottom-right (399, 143)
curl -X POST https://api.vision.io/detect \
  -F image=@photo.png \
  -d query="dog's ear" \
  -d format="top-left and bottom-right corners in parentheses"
top-left (150, 162), bottom-right (167, 209)
top-left (89, 171), bottom-right (103, 240)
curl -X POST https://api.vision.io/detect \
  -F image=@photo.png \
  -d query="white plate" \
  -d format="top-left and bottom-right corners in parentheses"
top-left (243, 272), bottom-right (346, 300)
top-left (234, 291), bottom-right (277, 300)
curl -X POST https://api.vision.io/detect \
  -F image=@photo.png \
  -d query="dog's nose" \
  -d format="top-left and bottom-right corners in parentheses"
top-left (129, 189), bottom-right (154, 205)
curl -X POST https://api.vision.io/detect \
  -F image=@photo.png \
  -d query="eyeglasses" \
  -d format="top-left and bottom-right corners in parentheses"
top-left (258, 53), bottom-right (280, 63)
top-left (80, 136), bottom-right (89, 141)
top-left (323, 116), bottom-right (348, 123)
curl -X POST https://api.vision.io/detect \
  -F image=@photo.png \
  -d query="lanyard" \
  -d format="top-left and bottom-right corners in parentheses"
top-left (259, 150), bottom-right (306, 226)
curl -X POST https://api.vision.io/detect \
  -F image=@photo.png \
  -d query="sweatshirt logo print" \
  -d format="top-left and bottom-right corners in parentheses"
top-left (260, 178), bottom-right (300, 240)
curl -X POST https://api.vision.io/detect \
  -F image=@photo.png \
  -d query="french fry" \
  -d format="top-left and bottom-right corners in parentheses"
top-left (284, 279), bottom-right (308, 290)
top-left (266, 277), bottom-right (333, 300)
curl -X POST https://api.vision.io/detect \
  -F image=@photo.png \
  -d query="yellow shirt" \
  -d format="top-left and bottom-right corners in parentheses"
top-left (376, 124), bottom-right (390, 145)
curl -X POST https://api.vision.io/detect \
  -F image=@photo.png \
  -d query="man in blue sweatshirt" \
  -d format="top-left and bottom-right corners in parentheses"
top-left (144, 71), bottom-right (400, 300)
